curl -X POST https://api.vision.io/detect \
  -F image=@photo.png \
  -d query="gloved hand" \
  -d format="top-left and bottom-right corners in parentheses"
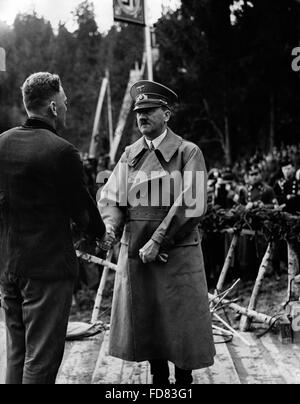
top-left (97, 224), bottom-right (116, 251)
top-left (139, 239), bottom-right (160, 264)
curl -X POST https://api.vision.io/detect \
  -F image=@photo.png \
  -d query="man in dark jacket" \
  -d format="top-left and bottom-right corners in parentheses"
top-left (274, 161), bottom-right (300, 214)
top-left (0, 72), bottom-right (106, 384)
top-left (237, 164), bottom-right (278, 209)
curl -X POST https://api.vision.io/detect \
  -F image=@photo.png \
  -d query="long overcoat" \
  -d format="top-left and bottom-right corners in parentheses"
top-left (99, 129), bottom-right (215, 370)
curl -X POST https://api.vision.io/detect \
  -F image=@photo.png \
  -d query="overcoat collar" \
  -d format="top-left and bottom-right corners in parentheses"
top-left (157, 129), bottom-right (183, 162)
top-left (127, 128), bottom-right (182, 167)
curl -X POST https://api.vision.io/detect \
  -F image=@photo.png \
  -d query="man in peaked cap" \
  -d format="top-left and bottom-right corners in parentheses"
top-left (98, 80), bottom-right (215, 385)
top-left (130, 80), bottom-right (178, 112)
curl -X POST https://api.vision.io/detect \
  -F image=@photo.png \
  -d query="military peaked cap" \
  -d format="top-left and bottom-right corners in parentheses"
top-left (130, 80), bottom-right (178, 111)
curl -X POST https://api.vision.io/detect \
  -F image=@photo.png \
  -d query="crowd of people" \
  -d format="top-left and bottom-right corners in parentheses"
top-left (207, 145), bottom-right (300, 214)
top-left (202, 145), bottom-right (300, 284)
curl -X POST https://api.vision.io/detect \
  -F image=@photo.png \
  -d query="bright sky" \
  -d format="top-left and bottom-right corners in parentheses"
top-left (0, 0), bottom-right (181, 32)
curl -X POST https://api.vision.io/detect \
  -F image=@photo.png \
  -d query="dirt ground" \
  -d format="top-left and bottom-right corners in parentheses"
top-left (216, 273), bottom-right (288, 332)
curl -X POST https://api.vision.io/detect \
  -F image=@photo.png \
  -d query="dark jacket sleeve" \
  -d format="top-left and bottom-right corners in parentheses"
top-left (57, 144), bottom-right (106, 240)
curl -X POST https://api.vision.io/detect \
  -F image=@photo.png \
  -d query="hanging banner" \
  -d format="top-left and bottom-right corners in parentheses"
top-left (0, 48), bottom-right (6, 71)
top-left (113, 0), bottom-right (145, 26)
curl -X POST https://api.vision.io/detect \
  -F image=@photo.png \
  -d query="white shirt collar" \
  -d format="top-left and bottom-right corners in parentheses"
top-left (144, 129), bottom-right (167, 150)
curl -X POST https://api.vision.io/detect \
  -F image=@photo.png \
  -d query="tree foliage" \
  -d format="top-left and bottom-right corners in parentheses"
top-left (155, 0), bottom-right (300, 167)
top-left (0, 1), bottom-right (143, 154)
top-left (0, 0), bottom-right (299, 166)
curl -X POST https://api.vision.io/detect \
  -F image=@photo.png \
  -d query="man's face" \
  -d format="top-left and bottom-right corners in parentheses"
top-left (136, 107), bottom-right (170, 139)
top-left (282, 164), bottom-right (295, 180)
top-left (54, 86), bottom-right (68, 129)
top-left (248, 170), bottom-right (262, 185)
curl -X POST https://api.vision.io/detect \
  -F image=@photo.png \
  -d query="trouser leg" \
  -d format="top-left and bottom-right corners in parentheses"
top-left (149, 359), bottom-right (170, 384)
top-left (175, 366), bottom-right (193, 385)
top-left (0, 277), bottom-right (26, 384)
top-left (21, 278), bottom-right (74, 384)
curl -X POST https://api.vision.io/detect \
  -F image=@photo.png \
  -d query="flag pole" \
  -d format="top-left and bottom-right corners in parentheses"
top-left (144, 0), bottom-right (153, 81)
top-left (0, 48), bottom-right (6, 72)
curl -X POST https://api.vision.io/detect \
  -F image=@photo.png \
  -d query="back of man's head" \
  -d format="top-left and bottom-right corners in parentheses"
top-left (22, 72), bottom-right (61, 113)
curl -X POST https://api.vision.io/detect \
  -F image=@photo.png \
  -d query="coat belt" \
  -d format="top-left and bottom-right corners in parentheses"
top-left (128, 207), bottom-right (169, 221)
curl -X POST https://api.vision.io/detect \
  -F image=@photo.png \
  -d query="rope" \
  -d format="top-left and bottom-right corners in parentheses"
top-left (213, 332), bottom-right (234, 344)
top-left (254, 313), bottom-right (283, 338)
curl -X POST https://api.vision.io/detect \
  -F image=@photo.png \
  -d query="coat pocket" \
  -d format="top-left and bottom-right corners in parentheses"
top-left (173, 229), bottom-right (200, 247)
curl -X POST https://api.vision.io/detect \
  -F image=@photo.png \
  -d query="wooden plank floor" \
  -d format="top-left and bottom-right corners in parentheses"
top-left (0, 314), bottom-right (104, 385)
top-left (92, 330), bottom-right (300, 384)
top-left (56, 333), bottom-right (104, 385)
top-left (1, 321), bottom-right (300, 384)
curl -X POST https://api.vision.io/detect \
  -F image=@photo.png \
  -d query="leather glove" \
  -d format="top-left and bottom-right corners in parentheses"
top-left (97, 224), bottom-right (116, 251)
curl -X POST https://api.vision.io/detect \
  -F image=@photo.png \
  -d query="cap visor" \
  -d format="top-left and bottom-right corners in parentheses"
top-left (133, 102), bottom-right (168, 112)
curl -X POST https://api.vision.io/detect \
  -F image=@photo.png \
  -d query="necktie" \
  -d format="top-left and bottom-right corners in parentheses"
top-left (149, 141), bottom-right (155, 151)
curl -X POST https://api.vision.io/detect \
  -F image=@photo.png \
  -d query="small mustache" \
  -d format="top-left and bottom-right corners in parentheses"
top-left (139, 119), bottom-right (149, 125)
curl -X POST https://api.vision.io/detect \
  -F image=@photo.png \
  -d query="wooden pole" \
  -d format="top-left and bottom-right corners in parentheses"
top-left (91, 250), bottom-right (114, 324)
top-left (212, 279), bottom-right (240, 312)
top-left (212, 324), bottom-right (233, 336)
top-left (76, 250), bottom-right (117, 271)
top-left (89, 77), bottom-right (109, 159)
top-left (106, 69), bottom-right (114, 151)
top-left (208, 293), bottom-right (277, 327)
top-left (215, 233), bottom-right (239, 295)
top-left (222, 228), bottom-right (256, 236)
top-left (109, 66), bottom-right (143, 165)
top-left (144, 0), bottom-right (153, 81)
top-left (0, 48), bottom-right (6, 71)
top-left (213, 313), bottom-right (251, 346)
top-left (239, 242), bottom-right (274, 331)
top-left (269, 90), bottom-right (275, 153)
top-left (108, 54), bottom-right (146, 165)
top-left (287, 241), bottom-right (300, 302)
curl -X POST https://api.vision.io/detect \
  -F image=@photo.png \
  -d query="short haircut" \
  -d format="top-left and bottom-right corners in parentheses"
top-left (22, 72), bottom-right (61, 112)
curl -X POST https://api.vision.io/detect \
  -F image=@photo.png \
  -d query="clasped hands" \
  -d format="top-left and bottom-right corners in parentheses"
top-left (97, 227), bottom-right (167, 264)
top-left (97, 224), bottom-right (116, 252)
